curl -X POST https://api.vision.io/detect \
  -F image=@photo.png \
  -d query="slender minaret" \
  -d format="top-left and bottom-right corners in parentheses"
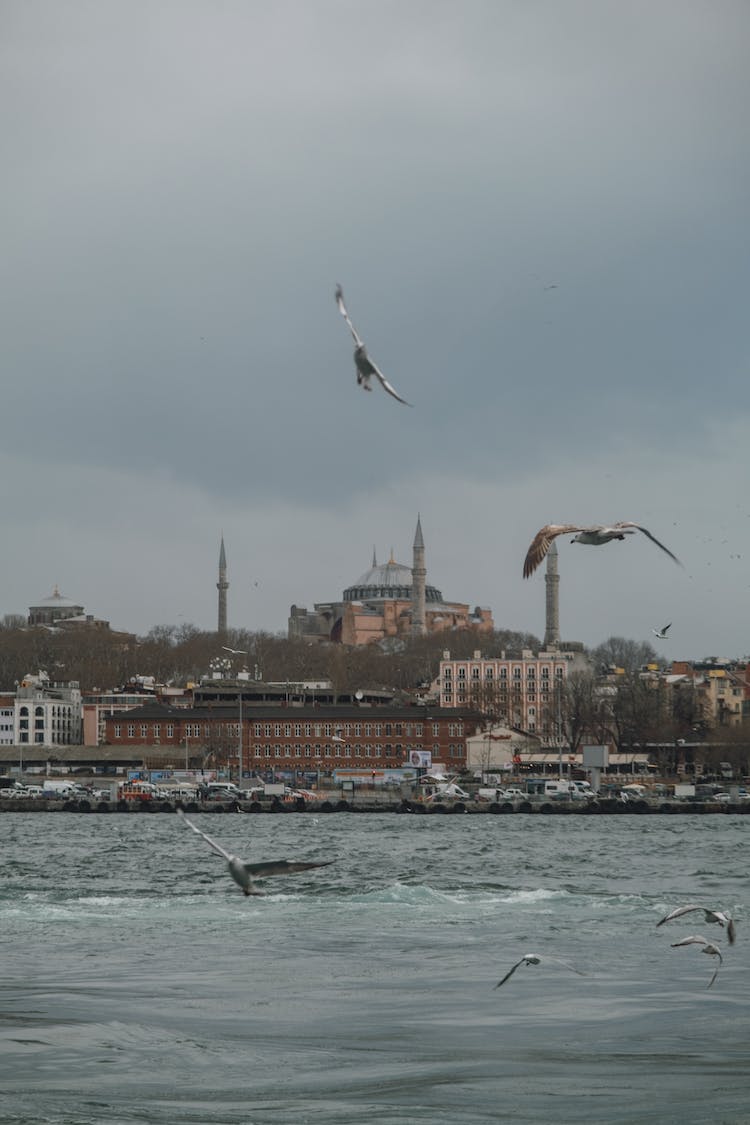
top-left (217, 535), bottom-right (229, 636)
top-left (543, 540), bottom-right (560, 648)
top-left (411, 514), bottom-right (427, 635)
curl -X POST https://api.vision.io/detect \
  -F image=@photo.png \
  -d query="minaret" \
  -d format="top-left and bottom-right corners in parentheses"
top-left (217, 535), bottom-right (229, 636)
top-left (411, 514), bottom-right (427, 636)
top-left (543, 540), bottom-right (560, 648)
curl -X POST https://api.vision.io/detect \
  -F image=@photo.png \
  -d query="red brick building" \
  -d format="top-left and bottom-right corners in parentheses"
top-left (103, 702), bottom-right (481, 773)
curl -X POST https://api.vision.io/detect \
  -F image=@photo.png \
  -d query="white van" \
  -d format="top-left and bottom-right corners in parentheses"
top-left (528, 780), bottom-right (585, 800)
top-left (42, 779), bottom-right (79, 798)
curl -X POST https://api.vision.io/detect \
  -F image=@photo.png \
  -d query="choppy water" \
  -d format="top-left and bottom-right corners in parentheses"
top-left (1, 812), bottom-right (747, 1125)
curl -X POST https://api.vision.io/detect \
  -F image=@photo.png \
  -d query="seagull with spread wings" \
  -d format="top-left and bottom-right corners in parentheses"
top-left (177, 809), bottom-right (333, 896)
top-left (522, 522), bottom-right (682, 578)
top-left (669, 935), bottom-right (724, 989)
top-left (494, 952), bottom-right (585, 989)
top-left (657, 904), bottom-right (736, 944)
top-left (652, 623), bottom-right (672, 639)
top-left (335, 284), bottom-right (412, 406)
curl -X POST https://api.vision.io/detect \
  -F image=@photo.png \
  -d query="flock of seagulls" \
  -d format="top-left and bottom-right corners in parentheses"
top-left (655, 904), bottom-right (736, 988)
top-left (176, 808), bottom-right (737, 993)
top-left (494, 903), bottom-right (737, 991)
top-left (333, 285), bottom-right (683, 607)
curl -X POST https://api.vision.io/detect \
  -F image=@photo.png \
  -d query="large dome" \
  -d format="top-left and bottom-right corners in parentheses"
top-left (343, 555), bottom-right (443, 604)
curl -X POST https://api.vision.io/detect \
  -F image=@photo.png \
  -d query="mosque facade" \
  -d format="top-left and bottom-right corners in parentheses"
top-left (288, 517), bottom-right (493, 645)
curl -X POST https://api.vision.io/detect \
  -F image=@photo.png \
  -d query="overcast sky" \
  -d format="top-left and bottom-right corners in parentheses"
top-left (2, 0), bottom-right (749, 661)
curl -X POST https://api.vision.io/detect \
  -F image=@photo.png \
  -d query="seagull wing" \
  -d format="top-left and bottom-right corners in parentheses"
top-left (614, 524), bottom-right (682, 567)
top-left (545, 955), bottom-right (586, 976)
top-left (335, 284), bottom-right (363, 347)
top-left (243, 859), bottom-right (334, 878)
top-left (670, 934), bottom-right (712, 947)
top-left (705, 946), bottom-right (723, 989)
top-left (523, 525), bottom-right (587, 578)
top-left (494, 958), bottom-right (527, 988)
top-left (663, 623), bottom-right (672, 634)
top-left (368, 356), bottom-right (413, 406)
top-left (727, 918), bottom-right (736, 945)
top-left (177, 808), bottom-right (233, 863)
top-left (656, 900), bottom-right (706, 927)
top-left (656, 904), bottom-right (702, 927)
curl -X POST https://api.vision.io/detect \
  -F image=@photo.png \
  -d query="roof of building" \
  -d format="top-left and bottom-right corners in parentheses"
top-left (344, 551), bottom-right (444, 604)
top-left (31, 585), bottom-right (82, 610)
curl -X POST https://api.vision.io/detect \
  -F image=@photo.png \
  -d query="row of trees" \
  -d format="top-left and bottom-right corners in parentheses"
top-left (0, 619), bottom-right (542, 697)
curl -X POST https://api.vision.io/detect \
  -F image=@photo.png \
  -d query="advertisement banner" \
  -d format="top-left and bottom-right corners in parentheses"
top-left (408, 750), bottom-right (432, 768)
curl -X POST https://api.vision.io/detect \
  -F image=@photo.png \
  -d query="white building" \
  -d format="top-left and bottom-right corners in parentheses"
top-left (14, 671), bottom-right (82, 747)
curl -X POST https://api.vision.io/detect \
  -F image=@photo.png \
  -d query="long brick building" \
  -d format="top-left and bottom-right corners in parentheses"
top-left (103, 702), bottom-right (482, 773)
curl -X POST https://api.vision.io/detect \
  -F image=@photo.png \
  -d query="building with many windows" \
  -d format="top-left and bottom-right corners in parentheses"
top-left (436, 649), bottom-right (579, 741)
top-left (103, 701), bottom-right (482, 774)
top-left (13, 672), bottom-right (82, 746)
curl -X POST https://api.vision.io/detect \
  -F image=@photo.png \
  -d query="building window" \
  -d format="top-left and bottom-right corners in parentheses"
top-left (154, 724), bottom-right (161, 737)
top-left (114, 724), bottom-right (121, 738)
top-left (140, 724), bottom-right (148, 738)
top-left (127, 724), bottom-right (135, 737)
top-left (167, 724), bottom-right (174, 737)
top-left (254, 723), bottom-right (262, 737)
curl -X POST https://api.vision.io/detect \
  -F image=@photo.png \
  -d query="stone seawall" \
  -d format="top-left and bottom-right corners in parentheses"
top-left (2, 797), bottom-right (749, 816)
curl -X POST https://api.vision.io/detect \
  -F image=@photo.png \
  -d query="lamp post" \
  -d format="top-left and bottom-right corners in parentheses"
top-left (220, 647), bottom-right (248, 788)
top-left (184, 735), bottom-right (189, 774)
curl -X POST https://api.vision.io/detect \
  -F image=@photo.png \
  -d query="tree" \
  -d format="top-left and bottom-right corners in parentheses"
top-left (592, 636), bottom-right (658, 674)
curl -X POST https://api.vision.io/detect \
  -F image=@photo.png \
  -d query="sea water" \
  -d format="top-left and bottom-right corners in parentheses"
top-left (1, 812), bottom-right (747, 1125)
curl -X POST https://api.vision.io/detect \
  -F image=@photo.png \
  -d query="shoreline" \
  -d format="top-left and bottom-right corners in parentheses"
top-left (2, 796), bottom-right (748, 816)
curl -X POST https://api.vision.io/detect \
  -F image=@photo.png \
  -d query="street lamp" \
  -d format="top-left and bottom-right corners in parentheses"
top-left (221, 648), bottom-right (248, 787)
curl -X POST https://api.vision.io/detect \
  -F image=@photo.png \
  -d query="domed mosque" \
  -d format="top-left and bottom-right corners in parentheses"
top-left (288, 517), bottom-right (493, 645)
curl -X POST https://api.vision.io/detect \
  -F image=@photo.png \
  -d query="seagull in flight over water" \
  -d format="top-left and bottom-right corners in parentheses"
top-left (656, 904), bottom-right (736, 944)
top-left (494, 953), bottom-right (585, 989)
top-left (335, 284), bottom-right (412, 406)
top-left (669, 935), bottom-right (724, 989)
top-left (652, 623), bottom-right (672, 639)
top-left (523, 522), bottom-right (682, 578)
top-left (177, 809), bottom-right (333, 896)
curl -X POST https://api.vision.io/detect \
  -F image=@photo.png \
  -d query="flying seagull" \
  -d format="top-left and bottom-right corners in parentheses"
top-left (669, 935), bottom-right (723, 989)
top-left (652, 623), bottom-right (672, 639)
top-left (221, 646), bottom-right (247, 656)
top-left (522, 522), bottom-right (682, 578)
top-left (176, 809), bottom-right (333, 896)
top-left (335, 284), bottom-right (412, 406)
top-left (494, 953), bottom-right (585, 989)
top-left (656, 905), bottom-right (736, 944)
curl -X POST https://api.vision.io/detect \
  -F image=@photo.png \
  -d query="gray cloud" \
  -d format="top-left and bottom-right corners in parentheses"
top-left (1, 0), bottom-right (748, 656)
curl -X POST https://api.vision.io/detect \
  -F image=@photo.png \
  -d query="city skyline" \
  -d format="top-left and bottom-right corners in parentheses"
top-left (2, 2), bottom-right (748, 658)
